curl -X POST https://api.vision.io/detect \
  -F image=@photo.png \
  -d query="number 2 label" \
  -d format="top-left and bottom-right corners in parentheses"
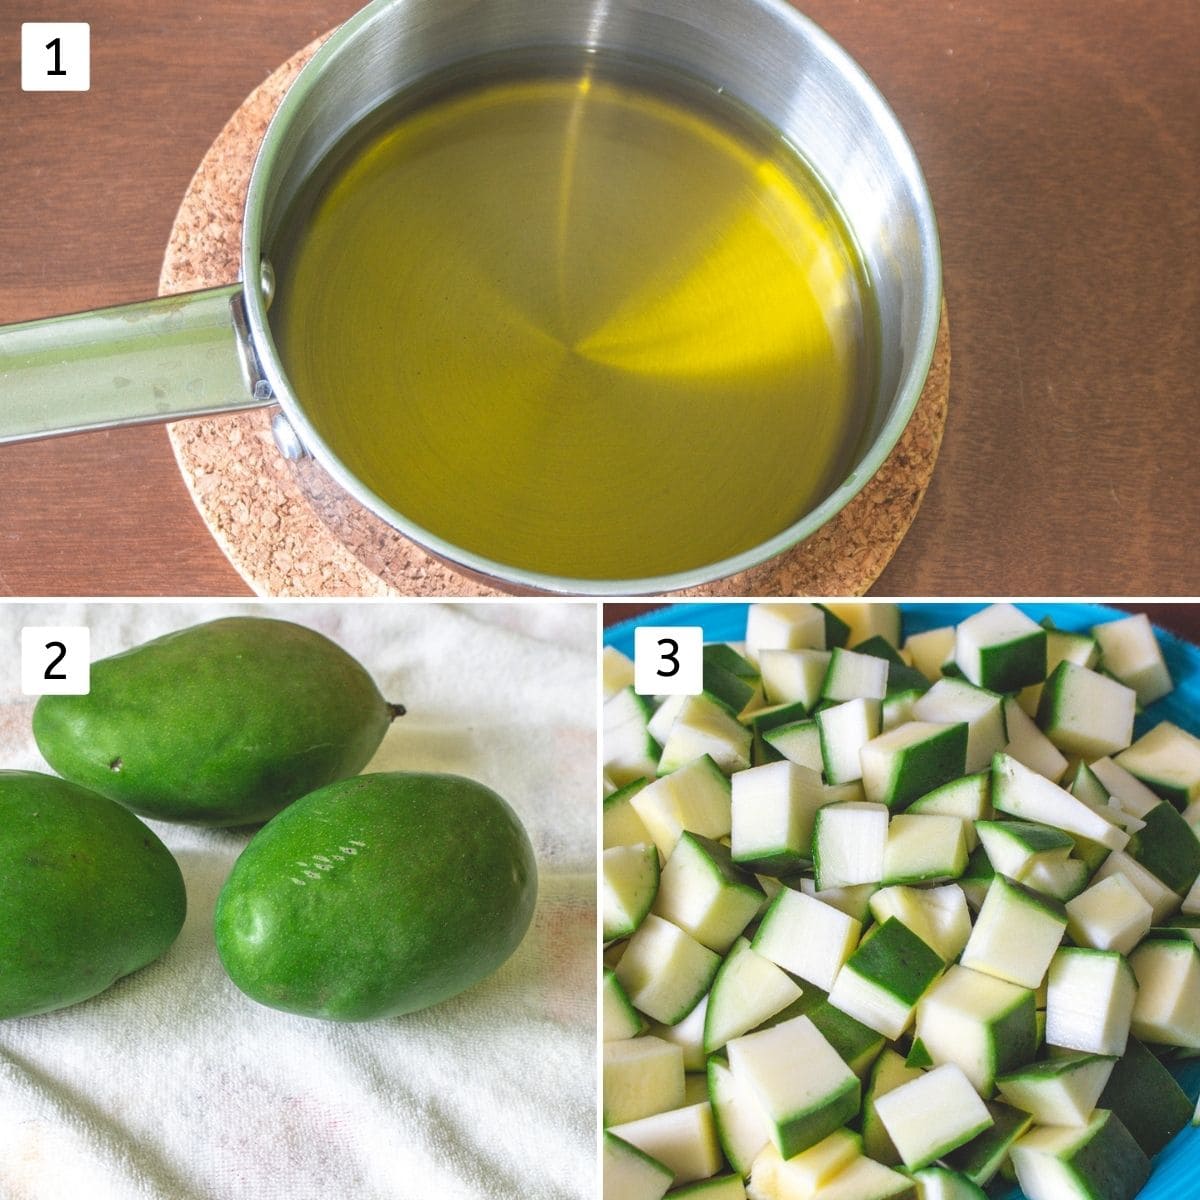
top-left (634, 626), bottom-right (703, 696)
top-left (20, 627), bottom-right (90, 695)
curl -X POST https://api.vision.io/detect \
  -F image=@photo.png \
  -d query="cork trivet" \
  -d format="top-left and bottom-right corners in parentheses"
top-left (162, 34), bottom-right (950, 598)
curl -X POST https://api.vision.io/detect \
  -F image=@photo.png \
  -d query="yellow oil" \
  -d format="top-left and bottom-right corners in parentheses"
top-left (272, 54), bottom-right (878, 581)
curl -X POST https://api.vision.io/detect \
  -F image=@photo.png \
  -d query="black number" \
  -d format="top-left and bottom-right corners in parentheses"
top-left (657, 637), bottom-right (680, 678)
top-left (46, 37), bottom-right (67, 76)
top-left (44, 641), bottom-right (68, 680)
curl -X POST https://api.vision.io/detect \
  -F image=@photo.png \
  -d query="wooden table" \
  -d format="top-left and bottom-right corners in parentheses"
top-left (1, 1), bottom-right (1196, 597)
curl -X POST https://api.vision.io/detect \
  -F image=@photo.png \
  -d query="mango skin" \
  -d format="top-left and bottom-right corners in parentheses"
top-left (214, 772), bottom-right (538, 1020)
top-left (0, 770), bottom-right (187, 1019)
top-left (33, 617), bottom-right (396, 826)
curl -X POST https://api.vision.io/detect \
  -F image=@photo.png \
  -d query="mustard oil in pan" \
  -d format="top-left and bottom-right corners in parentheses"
top-left (271, 51), bottom-right (879, 581)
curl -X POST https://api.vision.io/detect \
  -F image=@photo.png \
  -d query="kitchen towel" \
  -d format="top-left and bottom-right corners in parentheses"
top-left (0, 601), bottom-right (597, 1200)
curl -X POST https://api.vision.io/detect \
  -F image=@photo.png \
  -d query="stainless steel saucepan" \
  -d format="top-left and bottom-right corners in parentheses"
top-left (0, 0), bottom-right (941, 595)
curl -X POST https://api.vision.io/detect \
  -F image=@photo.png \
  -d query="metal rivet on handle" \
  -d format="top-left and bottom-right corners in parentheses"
top-left (260, 258), bottom-right (276, 311)
top-left (271, 410), bottom-right (309, 461)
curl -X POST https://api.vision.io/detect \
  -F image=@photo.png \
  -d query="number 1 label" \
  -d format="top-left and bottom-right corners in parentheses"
top-left (21, 23), bottom-right (90, 92)
top-left (634, 626), bottom-right (703, 697)
top-left (20, 627), bottom-right (90, 695)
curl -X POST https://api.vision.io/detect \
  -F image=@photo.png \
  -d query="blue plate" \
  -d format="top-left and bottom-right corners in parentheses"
top-left (605, 602), bottom-right (1200, 1198)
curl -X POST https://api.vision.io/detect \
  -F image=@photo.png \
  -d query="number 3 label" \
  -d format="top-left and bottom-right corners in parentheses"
top-left (21, 23), bottom-right (91, 92)
top-left (634, 626), bottom-right (703, 697)
top-left (20, 627), bottom-right (90, 695)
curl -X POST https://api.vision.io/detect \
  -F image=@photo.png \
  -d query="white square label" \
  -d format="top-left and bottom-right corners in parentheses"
top-left (21, 627), bottom-right (90, 695)
top-left (634, 626), bottom-right (703, 697)
top-left (22, 23), bottom-right (90, 92)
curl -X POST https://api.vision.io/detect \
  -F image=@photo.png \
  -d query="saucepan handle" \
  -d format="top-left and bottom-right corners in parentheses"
top-left (0, 284), bottom-right (273, 445)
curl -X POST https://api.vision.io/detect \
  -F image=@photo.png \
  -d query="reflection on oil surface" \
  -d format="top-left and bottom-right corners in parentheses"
top-left (274, 53), bottom-right (878, 580)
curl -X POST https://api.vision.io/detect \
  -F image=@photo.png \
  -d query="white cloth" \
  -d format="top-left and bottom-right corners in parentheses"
top-left (0, 602), bottom-right (597, 1200)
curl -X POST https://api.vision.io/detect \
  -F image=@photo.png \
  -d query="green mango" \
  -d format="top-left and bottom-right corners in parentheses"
top-left (33, 617), bottom-right (402, 826)
top-left (214, 772), bottom-right (538, 1020)
top-left (0, 770), bottom-right (187, 1019)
